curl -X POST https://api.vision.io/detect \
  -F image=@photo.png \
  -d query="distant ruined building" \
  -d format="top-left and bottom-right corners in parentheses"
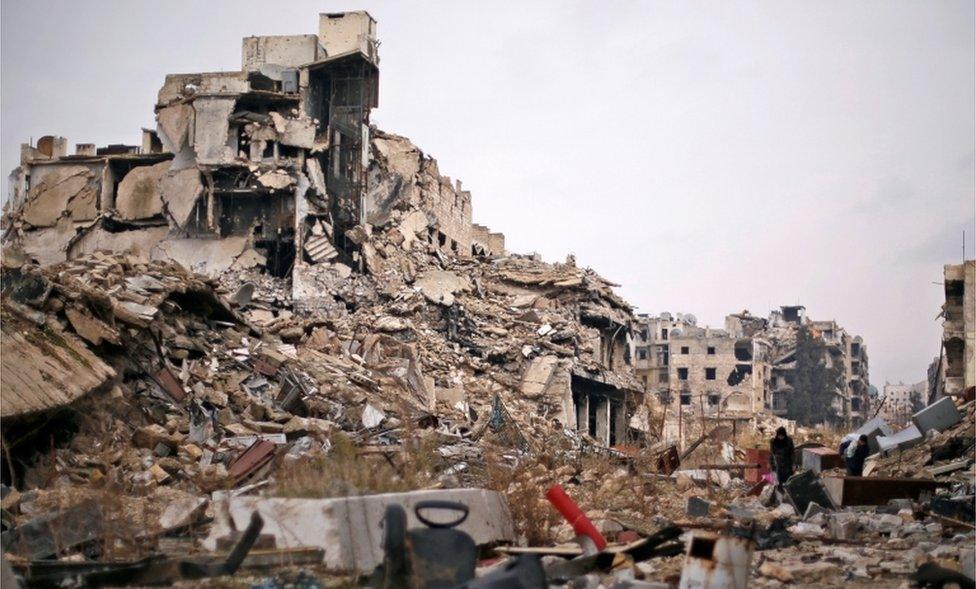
top-left (931, 260), bottom-right (976, 402)
top-left (633, 305), bottom-right (872, 441)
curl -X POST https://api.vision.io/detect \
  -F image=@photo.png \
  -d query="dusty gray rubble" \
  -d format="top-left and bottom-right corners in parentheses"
top-left (0, 9), bottom-right (973, 589)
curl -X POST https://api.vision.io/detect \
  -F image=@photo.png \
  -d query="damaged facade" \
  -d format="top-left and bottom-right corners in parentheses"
top-left (931, 260), bottom-right (976, 400)
top-left (1, 11), bottom-right (640, 456)
top-left (635, 305), bottom-right (872, 445)
top-left (3, 11), bottom-right (502, 300)
top-left (879, 380), bottom-right (927, 426)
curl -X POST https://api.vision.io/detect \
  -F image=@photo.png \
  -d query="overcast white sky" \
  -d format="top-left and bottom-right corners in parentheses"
top-left (2, 1), bottom-right (974, 388)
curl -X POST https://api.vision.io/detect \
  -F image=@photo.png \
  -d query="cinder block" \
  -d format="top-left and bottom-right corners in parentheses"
top-left (912, 397), bottom-right (962, 434)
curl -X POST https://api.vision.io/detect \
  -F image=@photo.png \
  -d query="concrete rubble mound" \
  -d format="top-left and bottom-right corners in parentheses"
top-left (1, 10), bottom-right (974, 589)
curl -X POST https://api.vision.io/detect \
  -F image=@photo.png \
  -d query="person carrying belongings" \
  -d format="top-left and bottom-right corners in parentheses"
top-left (838, 432), bottom-right (858, 456)
top-left (769, 426), bottom-right (795, 486)
top-left (844, 434), bottom-right (871, 476)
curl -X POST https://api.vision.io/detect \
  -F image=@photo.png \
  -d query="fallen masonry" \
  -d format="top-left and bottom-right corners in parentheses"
top-left (0, 10), bottom-right (974, 589)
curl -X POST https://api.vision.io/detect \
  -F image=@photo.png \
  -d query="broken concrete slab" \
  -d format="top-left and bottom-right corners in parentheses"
top-left (21, 166), bottom-right (96, 227)
top-left (257, 170), bottom-right (294, 190)
top-left (115, 161), bottom-right (170, 220)
top-left (19, 218), bottom-right (81, 265)
top-left (157, 104), bottom-right (193, 153)
top-left (159, 168), bottom-right (203, 228)
top-left (113, 299), bottom-right (158, 327)
top-left (151, 237), bottom-right (248, 278)
top-left (68, 224), bottom-right (169, 263)
top-left (1, 310), bottom-right (116, 418)
top-left (203, 489), bottom-right (514, 572)
top-left (65, 306), bottom-right (120, 346)
top-left (912, 397), bottom-right (963, 434)
top-left (414, 270), bottom-right (469, 306)
top-left (192, 97), bottom-right (237, 164)
top-left (398, 210), bottom-right (429, 248)
top-left (159, 496), bottom-right (208, 531)
top-left (270, 112), bottom-right (316, 149)
top-left (855, 417), bottom-right (894, 454)
top-left (876, 425), bottom-right (924, 454)
top-left (519, 355), bottom-right (558, 398)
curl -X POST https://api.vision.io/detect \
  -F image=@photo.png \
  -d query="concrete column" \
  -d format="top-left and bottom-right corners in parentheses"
top-left (594, 397), bottom-right (609, 445)
top-left (612, 401), bottom-right (626, 446)
top-left (575, 395), bottom-right (588, 434)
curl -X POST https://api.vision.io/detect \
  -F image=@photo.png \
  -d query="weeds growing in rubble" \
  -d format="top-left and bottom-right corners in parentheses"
top-left (484, 446), bottom-right (564, 546)
top-left (273, 430), bottom-right (443, 498)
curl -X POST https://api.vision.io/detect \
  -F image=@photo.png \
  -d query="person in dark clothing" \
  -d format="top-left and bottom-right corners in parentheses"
top-left (769, 426), bottom-right (795, 485)
top-left (845, 434), bottom-right (871, 476)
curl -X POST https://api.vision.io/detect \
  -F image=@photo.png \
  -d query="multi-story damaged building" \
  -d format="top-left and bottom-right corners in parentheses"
top-left (634, 304), bottom-right (871, 442)
top-left (880, 380), bottom-right (927, 426)
top-left (932, 260), bottom-right (976, 399)
top-left (633, 312), bottom-right (774, 442)
top-left (3, 12), bottom-right (499, 302)
top-left (633, 312), bottom-right (695, 395)
top-left (750, 306), bottom-right (870, 426)
top-left (1, 11), bottom-right (645, 451)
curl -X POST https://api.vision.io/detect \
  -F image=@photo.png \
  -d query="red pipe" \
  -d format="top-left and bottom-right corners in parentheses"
top-left (545, 484), bottom-right (607, 551)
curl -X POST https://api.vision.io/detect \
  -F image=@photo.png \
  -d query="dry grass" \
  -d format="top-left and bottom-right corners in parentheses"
top-left (272, 430), bottom-right (443, 498)
top-left (483, 446), bottom-right (564, 545)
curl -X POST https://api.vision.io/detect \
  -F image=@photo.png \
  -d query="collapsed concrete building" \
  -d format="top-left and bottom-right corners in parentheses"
top-left (743, 306), bottom-right (871, 427)
top-left (3, 12), bottom-right (496, 298)
top-left (0, 11), bottom-right (642, 452)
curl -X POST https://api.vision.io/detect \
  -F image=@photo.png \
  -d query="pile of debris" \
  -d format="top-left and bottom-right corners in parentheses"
top-left (2, 243), bottom-right (974, 585)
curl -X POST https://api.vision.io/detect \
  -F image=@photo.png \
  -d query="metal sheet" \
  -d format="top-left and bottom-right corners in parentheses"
top-left (822, 476), bottom-right (948, 506)
top-left (152, 365), bottom-right (187, 402)
top-left (227, 440), bottom-right (277, 481)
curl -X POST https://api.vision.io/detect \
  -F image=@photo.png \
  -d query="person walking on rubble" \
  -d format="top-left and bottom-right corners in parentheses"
top-left (769, 427), bottom-right (795, 486)
top-left (844, 434), bottom-right (871, 476)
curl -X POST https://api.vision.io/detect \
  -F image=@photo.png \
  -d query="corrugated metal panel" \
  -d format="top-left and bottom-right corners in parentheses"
top-left (1, 313), bottom-right (116, 418)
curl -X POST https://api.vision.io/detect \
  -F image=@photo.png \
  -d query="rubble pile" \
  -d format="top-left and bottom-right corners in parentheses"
top-left (868, 401), bottom-right (975, 481)
top-left (0, 189), bottom-right (973, 588)
top-left (0, 10), bottom-right (973, 587)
